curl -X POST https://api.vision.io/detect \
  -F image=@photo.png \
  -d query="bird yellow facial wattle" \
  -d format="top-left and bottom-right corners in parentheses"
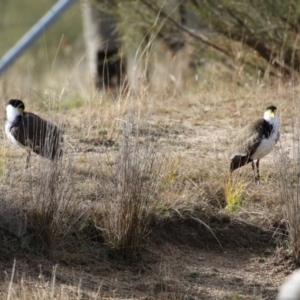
top-left (18, 107), bottom-right (24, 116)
top-left (266, 110), bottom-right (275, 118)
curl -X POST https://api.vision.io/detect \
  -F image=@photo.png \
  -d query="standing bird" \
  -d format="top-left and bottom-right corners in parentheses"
top-left (5, 99), bottom-right (63, 168)
top-left (229, 105), bottom-right (280, 183)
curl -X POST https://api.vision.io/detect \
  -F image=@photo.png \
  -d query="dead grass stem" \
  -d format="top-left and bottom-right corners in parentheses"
top-left (93, 111), bottom-right (167, 256)
top-left (275, 117), bottom-right (300, 260)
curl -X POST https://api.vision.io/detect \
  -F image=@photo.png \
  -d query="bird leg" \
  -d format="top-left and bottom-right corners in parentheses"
top-left (256, 159), bottom-right (260, 184)
top-left (25, 150), bottom-right (31, 169)
top-left (252, 160), bottom-right (260, 184)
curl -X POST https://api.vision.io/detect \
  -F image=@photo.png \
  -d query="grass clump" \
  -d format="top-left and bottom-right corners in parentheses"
top-left (222, 176), bottom-right (248, 212)
top-left (94, 114), bottom-right (166, 257)
top-left (27, 159), bottom-right (80, 256)
top-left (0, 152), bottom-right (84, 258)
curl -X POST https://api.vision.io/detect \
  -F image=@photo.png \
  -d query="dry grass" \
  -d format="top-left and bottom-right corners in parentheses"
top-left (2, 1), bottom-right (298, 297)
top-left (275, 116), bottom-right (300, 261)
top-left (0, 141), bottom-right (84, 258)
top-left (1, 261), bottom-right (103, 300)
top-left (92, 112), bottom-right (169, 256)
top-left (222, 176), bottom-right (249, 212)
top-left (0, 42), bottom-right (299, 298)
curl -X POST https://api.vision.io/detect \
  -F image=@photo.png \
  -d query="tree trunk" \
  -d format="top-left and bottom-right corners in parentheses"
top-left (81, 0), bottom-right (125, 90)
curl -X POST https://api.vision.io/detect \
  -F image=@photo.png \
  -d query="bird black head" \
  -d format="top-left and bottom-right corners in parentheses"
top-left (266, 105), bottom-right (277, 112)
top-left (7, 99), bottom-right (25, 110)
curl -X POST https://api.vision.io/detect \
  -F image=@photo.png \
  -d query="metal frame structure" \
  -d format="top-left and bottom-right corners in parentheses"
top-left (0, 0), bottom-right (76, 75)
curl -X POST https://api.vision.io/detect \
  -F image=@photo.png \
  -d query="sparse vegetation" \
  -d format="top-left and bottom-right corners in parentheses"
top-left (1, 0), bottom-right (300, 299)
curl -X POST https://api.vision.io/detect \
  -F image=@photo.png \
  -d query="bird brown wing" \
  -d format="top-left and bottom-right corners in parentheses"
top-left (230, 118), bottom-right (266, 171)
top-left (10, 112), bottom-right (63, 160)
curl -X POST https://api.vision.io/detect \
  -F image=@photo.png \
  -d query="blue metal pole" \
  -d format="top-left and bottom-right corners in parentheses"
top-left (0, 0), bottom-right (76, 75)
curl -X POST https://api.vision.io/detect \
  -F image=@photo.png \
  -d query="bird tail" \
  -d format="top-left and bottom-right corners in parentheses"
top-left (230, 155), bottom-right (251, 172)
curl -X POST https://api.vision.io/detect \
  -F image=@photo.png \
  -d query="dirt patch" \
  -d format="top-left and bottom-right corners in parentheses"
top-left (0, 217), bottom-right (293, 299)
top-left (150, 216), bottom-right (278, 250)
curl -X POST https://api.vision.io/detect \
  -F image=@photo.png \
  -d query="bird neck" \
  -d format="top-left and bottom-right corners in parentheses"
top-left (6, 105), bottom-right (21, 123)
top-left (263, 112), bottom-right (277, 125)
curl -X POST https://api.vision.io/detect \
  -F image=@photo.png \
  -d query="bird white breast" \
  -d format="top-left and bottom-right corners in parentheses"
top-left (5, 105), bottom-right (25, 149)
top-left (5, 121), bottom-right (25, 149)
top-left (251, 116), bottom-right (280, 160)
top-left (6, 104), bottom-right (20, 123)
top-left (250, 138), bottom-right (275, 160)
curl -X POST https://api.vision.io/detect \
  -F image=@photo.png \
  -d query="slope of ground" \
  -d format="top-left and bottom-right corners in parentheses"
top-left (0, 217), bottom-right (295, 299)
top-left (0, 65), bottom-right (299, 299)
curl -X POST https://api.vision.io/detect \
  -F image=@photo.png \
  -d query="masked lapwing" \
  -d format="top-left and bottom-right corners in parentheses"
top-left (229, 105), bottom-right (280, 183)
top-left (5, 99), bottom-right (63, 168)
